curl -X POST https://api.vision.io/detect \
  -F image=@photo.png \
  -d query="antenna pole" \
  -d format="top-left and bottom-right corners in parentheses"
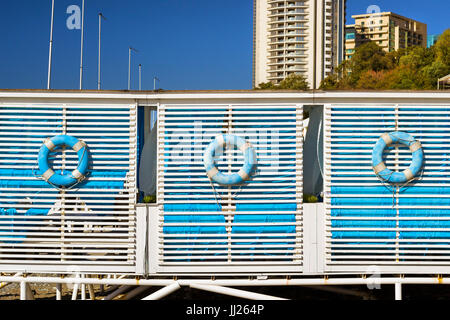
top-left (79, 0), bottom-right (85, 90)
top-left (139, 64), bottom-right (142, 90)
top-left (47, 0), bottom-right (55, 90)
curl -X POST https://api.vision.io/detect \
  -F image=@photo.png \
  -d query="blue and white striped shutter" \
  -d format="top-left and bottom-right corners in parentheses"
top-left (0, 102), bottom-right (138, 273)
top-left (154, 104), bottom-right (303, 274)
top-left (324, 103), bottom-right (450, 274)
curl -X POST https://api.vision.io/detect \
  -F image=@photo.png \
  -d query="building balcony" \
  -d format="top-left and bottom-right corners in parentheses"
top-left (269, 24), bottom-right (308, 31)
top-left (269, 66), bottom-right (307, 74)
top-left (268, 12), bottom-right (287, 18)
top-left (269, 52), bottom-right (308, 60)
top-left (268, 47), bottom-right (287, 53)
top-left (286, 3), bottom-right (308, 9)
top-left (285, 38), bottom-right (307, 43)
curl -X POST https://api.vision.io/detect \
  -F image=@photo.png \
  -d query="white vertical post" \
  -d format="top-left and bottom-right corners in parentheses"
top-left (79, 0), bottom-right (85, 90)
top-left (81, 275), bottom-right (86, 300)
top-left (136, 205), bottom-right (147, 274)
top-left (72, 283), bottom-right (79, 300)
top-left (148, 205), bottom-right (160, 274)
top-left (71, 274), bottom-right (80, 300)
top-left (20, 281), bottom-right (27, 300)
top-left (55, 283), bottom-right (62, 300)
top-left (47, 0), bottom-right (55, 89)
top-left (395, 282), bottom-right (402, 300)
top-left (303, 203), bottom-right (318, 273)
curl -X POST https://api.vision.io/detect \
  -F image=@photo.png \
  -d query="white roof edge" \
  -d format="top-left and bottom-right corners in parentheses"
top-left (0, 91), bottom-right (448, 100)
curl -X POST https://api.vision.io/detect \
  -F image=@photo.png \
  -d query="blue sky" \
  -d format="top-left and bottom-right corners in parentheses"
top-left (0, 0), bottom-right (448, 91)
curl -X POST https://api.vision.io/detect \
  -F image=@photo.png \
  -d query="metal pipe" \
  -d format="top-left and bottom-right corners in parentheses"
top-left (55, 283), bottom-right (62, 300)
top-left (190, 284), bottom-right (287, 300)
top-left (102, 285), bottom-right (132, 300)
top-left (128, 47), bottom-right (138, 90)
top-left (98, 14), bottom-right (102, 90)
top-left (26, 283), bottom-right (35, 300)
top-left (122, 286), bottom-right (152, 300)
top-left (128, 48), bottom-right (131, 90)
top-left (47, 0), bottom-right (55, 89)
top-left (20, 281), bottom-right (26, 300)
top-left (79, 0), bottom-right (85, 90)
top-left (395, 282), bottom-right (402, 300)
top-left (98, 13), bottom-right (106, 90)
top-left (142, 282), bottom-right (181, 300)
top-left (2, 276), bottom-right (450, 288)
top-left (81, 274), bottom-right (86, 300)
top-left (71, 282), bottom-right (79, 300)
top-left (0, 272), bottom-right (22, 290)
top-left (88, 284), bottom-right (95, 300)
top-left (71, 273), bottom-right (81, 300)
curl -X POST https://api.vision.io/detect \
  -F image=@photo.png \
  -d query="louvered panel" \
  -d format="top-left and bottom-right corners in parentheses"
top-left (155, 104), bottom-right (303, 273)
top-left (0, 103), bottom-right (137, 273)
top-left (324, 104), bottom-right (450, 273)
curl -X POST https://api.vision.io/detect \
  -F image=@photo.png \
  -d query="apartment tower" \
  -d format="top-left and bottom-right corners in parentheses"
top-left (345, 12), bottom-right (427, 60)
top-left (253, 0), bottom-right (346, 89)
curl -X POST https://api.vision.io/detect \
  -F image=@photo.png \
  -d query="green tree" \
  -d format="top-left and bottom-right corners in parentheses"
top-left (434, 29), bottom-right (450, 67)
top-left (255, 81), bottom-right (276, 90)
top-left (255, 74), bottom-right (309, 91)
top-left (347, 42), bottom-right (391, 86)
top-left (320, 28), bottom-right (450, 90)
top-left (278, 74), bottom-right (309, 90)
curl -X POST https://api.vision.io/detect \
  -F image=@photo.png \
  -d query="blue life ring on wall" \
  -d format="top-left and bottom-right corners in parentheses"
top-left (38, 135), bottom-right (89, 188)
top-left (372, 131), bottom-right (423, 184)
top-left (204, 134), bottom-right (256, 186)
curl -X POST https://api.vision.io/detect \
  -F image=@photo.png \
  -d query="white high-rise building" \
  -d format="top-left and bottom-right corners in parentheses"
top-left (253, 0), bottom-right (346, 89)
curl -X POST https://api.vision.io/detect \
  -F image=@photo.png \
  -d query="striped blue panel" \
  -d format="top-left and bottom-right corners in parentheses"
top-left (328, 105), bottom-right (450, 262)
top-left (0, 105), bottom-right (130, 242)
top-left (161, 106), bottom-right (299, 262)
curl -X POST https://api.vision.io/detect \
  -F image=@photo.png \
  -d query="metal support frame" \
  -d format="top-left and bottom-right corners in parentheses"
top-left (189, 284), bottom-right (287, 300)
top-left (7, 274), bottom-right (450, 300)
top-left (142, 283), bottom-right (181, 300)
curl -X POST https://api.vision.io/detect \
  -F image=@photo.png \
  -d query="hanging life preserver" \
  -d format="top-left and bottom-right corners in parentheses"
top-left (372, 131), bottom-right (423, 184)
top-left (204, 134), bottom-right (256, 186)
top-left (38, 135), bottom-right (89, 188)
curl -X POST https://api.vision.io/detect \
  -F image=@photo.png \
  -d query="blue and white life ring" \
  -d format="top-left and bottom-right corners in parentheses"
top-left (38, 135), bottom-right (89, 188)
top-left (372, 131), bottom-right (423, 184)
top-left (204, 134), bottom-right (256, 185)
